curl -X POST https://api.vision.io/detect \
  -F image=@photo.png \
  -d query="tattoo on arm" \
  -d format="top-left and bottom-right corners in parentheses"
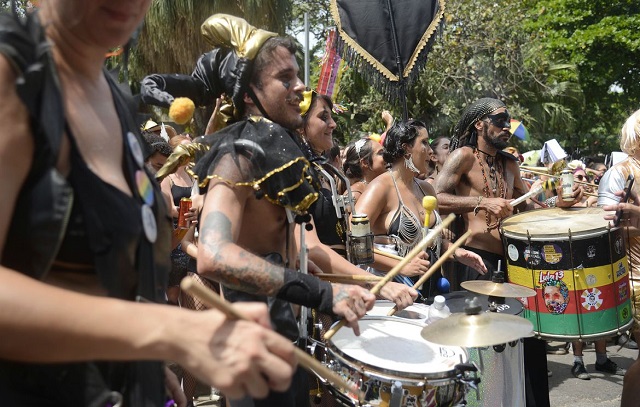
top-left (332, 284), bottom-right (350, 306)
top-left (199, 210), bottom-right (284, 296)
top-left (436, 152), bottom-right (464, 194)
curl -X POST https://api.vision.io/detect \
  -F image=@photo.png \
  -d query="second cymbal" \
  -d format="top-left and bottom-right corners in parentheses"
top-left (461, 280), bottom-right (536, 298)
top-left (421, 311), bottom-right (534, 347)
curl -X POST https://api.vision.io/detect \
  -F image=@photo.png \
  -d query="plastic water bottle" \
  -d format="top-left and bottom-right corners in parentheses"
top-left (428, 295), bottom-right (451, 323)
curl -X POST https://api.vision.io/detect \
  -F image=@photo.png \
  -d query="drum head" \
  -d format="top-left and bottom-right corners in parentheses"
top-left (367, 300), bottom-right (429, 323)
top-left (501, 207), bottom-right (611, 240)
top-left (328, 316), bottom-right (467, 379)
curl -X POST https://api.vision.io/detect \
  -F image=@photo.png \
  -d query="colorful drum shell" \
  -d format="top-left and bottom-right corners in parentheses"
top-left (501, 207), bottom-right (633, 340)
top-left (326, 316), bottom-right (468, 407)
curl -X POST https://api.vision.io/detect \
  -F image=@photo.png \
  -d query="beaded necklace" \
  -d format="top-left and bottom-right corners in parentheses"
top-left (474, 148), bottom-right (506, 231)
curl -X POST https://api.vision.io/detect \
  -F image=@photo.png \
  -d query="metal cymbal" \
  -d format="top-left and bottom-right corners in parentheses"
top-left (421, 311), bottom-right (534, 347)
top-left (461, 280), bottom-right (536, 298)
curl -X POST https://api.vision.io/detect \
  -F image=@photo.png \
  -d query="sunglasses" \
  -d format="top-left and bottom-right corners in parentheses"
top-left (485, 111), bottom-right (511, 129)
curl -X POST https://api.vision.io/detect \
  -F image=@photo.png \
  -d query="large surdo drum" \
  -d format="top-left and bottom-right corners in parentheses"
top-left (501, 207), bottom-right (633, 340)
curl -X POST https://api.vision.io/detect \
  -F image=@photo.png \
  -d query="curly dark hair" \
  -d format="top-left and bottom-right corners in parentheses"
top-left (382, 119), bottom-right (427, 164)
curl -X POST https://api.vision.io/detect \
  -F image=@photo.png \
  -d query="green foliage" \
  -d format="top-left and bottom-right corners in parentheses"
top-left (295, 0), bottom-right (637, 156)
top-left (520, 0), bottom-right (640, 152)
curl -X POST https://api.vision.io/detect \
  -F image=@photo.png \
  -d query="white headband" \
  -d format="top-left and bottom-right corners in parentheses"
top-left (354, 138), bottom-right (368, 159)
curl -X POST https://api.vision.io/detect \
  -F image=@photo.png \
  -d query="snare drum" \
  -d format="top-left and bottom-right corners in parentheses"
top-left (444, 291), bottom-right (526, 407)
top-left (501, 207), bottom-right (633, 340)
top-left (367, 300), bottom-right (430, 324)
top-left (326, 317), bottom-right (468, 407)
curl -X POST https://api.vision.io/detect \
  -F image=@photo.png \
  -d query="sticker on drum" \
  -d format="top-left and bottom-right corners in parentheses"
top-left (326, 317), bottom-right (467, 407)
top-left (507, 244), bottom-right (519, 262)
top-left (367, 300), bottom-right (430, 324)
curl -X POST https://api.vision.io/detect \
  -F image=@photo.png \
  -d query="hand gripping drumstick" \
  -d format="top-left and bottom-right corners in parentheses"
top-left (386, 230), bottom-right (473, 316)
top-left (180, 277), bottom-right (365, 402)
top-left (323, 213), bottom-right (456, 341)
top-left (509, 184), bottom-right (544, 207)
top-left (373, 248), bottom-right (403, 261)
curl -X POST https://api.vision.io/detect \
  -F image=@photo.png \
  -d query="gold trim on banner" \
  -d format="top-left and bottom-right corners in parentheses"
top-left (329, 0), bottom-right (446, 81)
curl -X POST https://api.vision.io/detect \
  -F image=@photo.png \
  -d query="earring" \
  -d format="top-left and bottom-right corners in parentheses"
top-left (404, 154), bottom-right (420, 174)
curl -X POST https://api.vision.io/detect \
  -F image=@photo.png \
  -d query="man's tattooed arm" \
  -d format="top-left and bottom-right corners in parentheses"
top-left (435, 147), bottom-right (484, 213)
top-left (198, 210), bottom-right (284, 296)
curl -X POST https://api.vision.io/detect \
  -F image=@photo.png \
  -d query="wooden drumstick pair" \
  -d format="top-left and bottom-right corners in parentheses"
top-left (386, 230), bottom-right (473, 317)
top-left (323, 212), bottom-right (457, 341)
top-left (180, 277), bottom-right (364, 401)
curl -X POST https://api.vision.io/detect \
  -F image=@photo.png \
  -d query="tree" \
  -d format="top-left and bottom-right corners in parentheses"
top-left (121, 0), bottom-right (293, 133)
top-left (129, 0), bottom-right (292, 82)
top-left (524, 0), bottom-right (640, 153)
top-left (327, 0), bottom-right (585, 152)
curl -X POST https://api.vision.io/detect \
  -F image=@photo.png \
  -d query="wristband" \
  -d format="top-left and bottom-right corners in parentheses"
top-left (276, 269), bottom-right (334, 314)
top-left (473, 196), bottom-right (484, 216)
top-left (545, 196), bottom-right (558, 208)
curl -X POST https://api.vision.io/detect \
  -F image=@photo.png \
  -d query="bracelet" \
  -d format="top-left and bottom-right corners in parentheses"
top-left (545, 196), bottom-right (558, 208)
top-left (473, 196), bottom-right (484, 216)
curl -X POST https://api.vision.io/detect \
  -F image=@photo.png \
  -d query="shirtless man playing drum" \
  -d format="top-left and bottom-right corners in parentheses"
top-left (435, 97), bottom-right (581, 407)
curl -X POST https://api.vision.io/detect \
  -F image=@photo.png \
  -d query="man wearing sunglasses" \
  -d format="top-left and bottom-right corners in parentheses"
top-left (436, 97), bottom-right (583, 407)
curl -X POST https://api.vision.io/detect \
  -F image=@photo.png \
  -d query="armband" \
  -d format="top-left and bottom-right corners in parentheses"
top-left (276, 269), bottom-right (334, 314)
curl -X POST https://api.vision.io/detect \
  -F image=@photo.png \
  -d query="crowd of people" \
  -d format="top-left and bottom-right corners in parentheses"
top-left (1, 1), bottom-right (640, 407)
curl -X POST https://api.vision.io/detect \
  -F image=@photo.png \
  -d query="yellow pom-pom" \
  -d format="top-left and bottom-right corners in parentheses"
top-left (369, 133), bottom-right (382, 144)
top-left (169, 97), bottom-right (195, 125)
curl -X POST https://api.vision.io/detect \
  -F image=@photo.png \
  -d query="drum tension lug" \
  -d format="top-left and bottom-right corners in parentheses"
top-left (455, 363), bottom-right (481, 390)
top-left (493, 343), bottom-right (506, 353)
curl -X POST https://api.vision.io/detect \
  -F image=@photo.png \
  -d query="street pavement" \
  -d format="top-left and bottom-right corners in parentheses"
top-left (548, 340), bottom-right (636, 407)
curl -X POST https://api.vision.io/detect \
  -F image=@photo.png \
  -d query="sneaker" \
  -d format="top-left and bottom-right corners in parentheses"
top-left (618, 334), bottom-right (639, 350)
top-left (571, 362), bottom-right (591, 380)
top-left (595, 358), bottom-right (627, 376)
top-left (547, 369), bottom-right (553, 377)
top-left (546, 342), bottom-right (569, 355)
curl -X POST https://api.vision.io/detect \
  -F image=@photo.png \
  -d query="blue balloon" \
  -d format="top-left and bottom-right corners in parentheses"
top-left (436, 276), bottom-right (450, 293)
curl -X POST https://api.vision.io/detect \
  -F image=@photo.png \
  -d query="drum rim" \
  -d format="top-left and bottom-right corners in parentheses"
top-left (529, 316), bottom-right (634, 341)
top-left (326, 316), bottom-right (468, 381)
top-left (501, 207), bottom-right (617, 239)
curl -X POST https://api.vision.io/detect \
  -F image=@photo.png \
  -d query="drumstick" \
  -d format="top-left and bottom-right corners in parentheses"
top-left (180, 277), bottom-right (364, 401)
top-left (386, 230), bottom-right (473, 316)
top-left (510, 185), bottom-right (543, 207)
top-left (323, 213), bottom-right (456, 341)
top-left (373, 248), bottom-right (403, 261)
top-left (316, 274), bottom-right (383, 282)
